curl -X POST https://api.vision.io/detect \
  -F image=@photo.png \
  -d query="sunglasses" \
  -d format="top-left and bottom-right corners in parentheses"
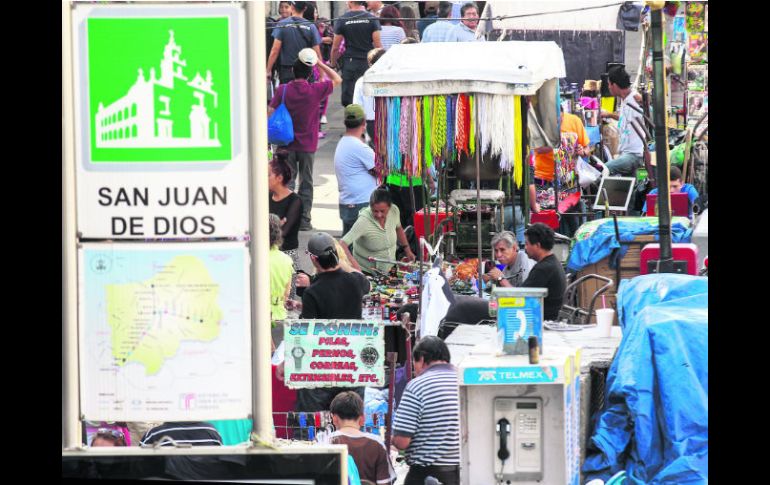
top-left (95, 428), bottom-right (125, 440)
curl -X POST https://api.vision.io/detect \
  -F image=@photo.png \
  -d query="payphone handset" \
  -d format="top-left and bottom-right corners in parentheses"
top-left (493, 397), bottom-right (544, 482)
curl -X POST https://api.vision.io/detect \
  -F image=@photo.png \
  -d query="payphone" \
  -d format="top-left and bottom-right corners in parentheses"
top-left (493, 398), bottom-right (543, 482)
top-left (459, 346), bottom-right (582, 485)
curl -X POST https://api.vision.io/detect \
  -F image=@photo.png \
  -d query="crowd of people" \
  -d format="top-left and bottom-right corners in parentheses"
top-left (261, 4), bottom-right (569, 482)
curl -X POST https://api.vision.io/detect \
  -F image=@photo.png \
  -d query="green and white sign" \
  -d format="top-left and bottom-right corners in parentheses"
top-left (283, 320), bottom-right (386, 389)
top-left (88, 17), bottom-right (231, 162)
top-left (72, 4), bottom-right (249, 239)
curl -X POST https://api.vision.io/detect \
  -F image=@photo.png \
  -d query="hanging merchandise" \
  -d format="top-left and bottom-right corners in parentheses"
top-left (423, 95), bottom-right (433, 168)
top-left (513, 96), bottom-right (523, 189)
top-left (468, 94), bottom-right (476, 157)
top-left (685, 2), bottom-right (705, 33)
top-left (373, 92), bottom-right (523, 180)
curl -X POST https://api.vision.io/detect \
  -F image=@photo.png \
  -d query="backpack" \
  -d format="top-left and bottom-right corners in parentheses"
top-left (268, 87), bottom-right (294, 146)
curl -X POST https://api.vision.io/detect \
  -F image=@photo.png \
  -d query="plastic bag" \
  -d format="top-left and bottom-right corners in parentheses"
top-left (268, 87), bottom-right (294, 146)
top-left (576, 156), bottom-right (601, 188)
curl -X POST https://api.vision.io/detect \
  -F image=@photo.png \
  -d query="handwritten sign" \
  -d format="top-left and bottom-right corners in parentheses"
top-left (283, 320), bottom-right (385, 389)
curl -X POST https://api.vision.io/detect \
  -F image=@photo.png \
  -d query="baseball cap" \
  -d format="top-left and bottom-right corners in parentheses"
top-left (344, 104), bottom-right (366, 122)
top-left (297, 48), bottom-right (318, 67)
top-left (307, 232), bottom-right (337, 257)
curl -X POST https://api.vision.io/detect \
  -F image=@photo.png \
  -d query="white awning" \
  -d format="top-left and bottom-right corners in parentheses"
top-left (362, 41), bottom-right (566, 97)
top-left (478, 1), bottom-right (625, 32)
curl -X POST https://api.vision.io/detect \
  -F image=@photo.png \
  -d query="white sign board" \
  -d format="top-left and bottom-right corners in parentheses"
top-left (79, 242), bottom-right (252, 421)
top-left (72, 4), bottom-right (249, 239)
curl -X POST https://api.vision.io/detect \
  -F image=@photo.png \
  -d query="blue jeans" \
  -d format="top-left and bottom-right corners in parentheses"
top-left (339, 202), bottom-right (368, 237)
top-left (605, 152), bottom-right (643, 176)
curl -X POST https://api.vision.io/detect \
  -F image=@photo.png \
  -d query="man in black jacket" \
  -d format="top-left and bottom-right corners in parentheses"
top-left (522, 223), bottom-right (567, 321)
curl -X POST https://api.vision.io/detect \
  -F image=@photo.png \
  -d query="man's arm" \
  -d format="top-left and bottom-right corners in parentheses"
top-left (529, 183), bottom-right (539, 213)
top-left (266, 39), bottom-right (282, 77)
top-left (600, 110), bottom-right (619, 121)
top-left (330, 34), bottom-right (343, 68)
top-left (299, 292), bottom-right (318, 319)
top-left (316, 60), bottom-right (342, 86)
top-left (372, 30), bottom-right (383, 49)
top-left (392, 435), bottom-right (411, 450)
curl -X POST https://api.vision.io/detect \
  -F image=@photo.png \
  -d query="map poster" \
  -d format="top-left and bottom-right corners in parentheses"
top-left (79, 242), bottom-right (251, 421)
top-left (283, 320), bottom-right (385, 389)
top-left (71, 4), bottom-right (249, 239)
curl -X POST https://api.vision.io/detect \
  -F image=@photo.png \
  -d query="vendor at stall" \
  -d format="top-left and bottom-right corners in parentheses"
top-left (340, 188), bottom-right (416, 275)
top-left (481, 231), bottom-right (536, 288)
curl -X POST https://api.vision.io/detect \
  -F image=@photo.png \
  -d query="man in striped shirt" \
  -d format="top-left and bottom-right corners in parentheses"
top-left (139, 422), bottom-right (225, 480)
top-left (140, 421), bottom-right (223, 447)
top-left (392, 336), bottom-right (460, 485)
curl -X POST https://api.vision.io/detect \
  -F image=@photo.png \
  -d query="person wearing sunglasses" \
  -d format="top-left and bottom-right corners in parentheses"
top-left (90, 428), bottom-right (127, 447)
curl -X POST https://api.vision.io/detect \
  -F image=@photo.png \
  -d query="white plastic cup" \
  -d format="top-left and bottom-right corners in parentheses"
top-left (595, 308), bottom-right (615, 337)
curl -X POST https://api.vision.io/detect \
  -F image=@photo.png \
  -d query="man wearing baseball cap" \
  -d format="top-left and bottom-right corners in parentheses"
top-left (301, 232), bottom-right (370, 319)
top-left (334, 104), bottom-right (378, 237)
top-left (279, 232), bottom-right (369, 415)
top-left (268, 49), bottom-right (341, 231)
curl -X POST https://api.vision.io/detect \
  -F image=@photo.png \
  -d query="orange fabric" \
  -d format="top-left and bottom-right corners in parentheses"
top-left (534, 150), bottom-right (556, 181)
top-left (561, 112), bottom-right (590, 147)
top-left (534, 112), bottom-right (589, 181)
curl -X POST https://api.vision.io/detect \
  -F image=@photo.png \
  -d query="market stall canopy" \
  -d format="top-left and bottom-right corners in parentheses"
top-left (478, 1), bottom-right (625, 33)
top-left (362, 41), bottom-right (566, 97)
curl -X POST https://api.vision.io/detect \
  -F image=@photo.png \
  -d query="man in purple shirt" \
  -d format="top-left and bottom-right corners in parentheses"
top-left (269, 49), bottom-right (341, 230)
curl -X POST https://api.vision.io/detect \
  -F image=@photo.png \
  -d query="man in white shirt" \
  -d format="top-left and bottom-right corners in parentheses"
top-left (601, 66), bottom-right (646, 176)
top-left (420, 1), bottom-right (454, 43)
top-left (444, 2), bottom-right (485, 42)
top-left (334, 104), bottom-right (378, 236)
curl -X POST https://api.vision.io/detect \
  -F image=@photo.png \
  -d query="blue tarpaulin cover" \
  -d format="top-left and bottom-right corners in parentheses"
top-left (567, 217), bottom-right (693, 272)
top-left (583, 274), bottom-right (708, 484)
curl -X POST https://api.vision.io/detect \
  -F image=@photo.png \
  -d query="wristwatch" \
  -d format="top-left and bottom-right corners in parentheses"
top-left (497, 275), bottom-right (503, 283)
top-left (291, 346), bottom-right (306, 369)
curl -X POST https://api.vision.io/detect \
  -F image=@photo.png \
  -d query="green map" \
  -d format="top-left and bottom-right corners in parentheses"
top-left (106, 255), bottom-right (222, 374)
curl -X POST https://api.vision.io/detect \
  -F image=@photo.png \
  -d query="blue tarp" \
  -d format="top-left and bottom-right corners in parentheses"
top-left (583, 274), bottom-right (708, 484)
top-left (567, 217), bottom-right (693, 272)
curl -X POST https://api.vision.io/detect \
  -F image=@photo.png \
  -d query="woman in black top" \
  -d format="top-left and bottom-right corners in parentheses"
top-left (268, 152), bottom-right (304, 270)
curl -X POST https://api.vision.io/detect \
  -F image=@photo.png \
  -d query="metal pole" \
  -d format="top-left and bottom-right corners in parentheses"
top-left (522, 97), bottom-right (530, 229)
top-left (384, 352), bottom-right (398, 449)
top-left (401, 312), bottom-right (413, 382)
top-left (62, 0), bottom-right (81, 450)
top-left (247, 1), bottom-right (274, 442)
top-left (650, 8), bottom-right (673, 270)
top-left (476, 149), bottom-right (483, 298)
top-left (418, 236), bottom-right (424, 339)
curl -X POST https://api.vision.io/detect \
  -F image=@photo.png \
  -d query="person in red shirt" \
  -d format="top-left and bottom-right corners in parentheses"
top-left (268, 49), bottom-right (341, 230)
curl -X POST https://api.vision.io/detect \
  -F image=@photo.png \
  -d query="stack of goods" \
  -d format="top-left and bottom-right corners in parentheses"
top-left (373, 94), bottom-right (526, 188)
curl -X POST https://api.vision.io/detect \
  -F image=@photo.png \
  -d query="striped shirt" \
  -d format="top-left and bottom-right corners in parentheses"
top-left (392, 363), bottom-right (460, 466)
top-left (140, 422), bottom-right (223, 447)
top-left (380, 25), bottom-right (406, 50)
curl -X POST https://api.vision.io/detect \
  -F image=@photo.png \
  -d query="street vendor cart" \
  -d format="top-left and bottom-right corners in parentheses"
top-left (363, 41), bottom-right (566, 296)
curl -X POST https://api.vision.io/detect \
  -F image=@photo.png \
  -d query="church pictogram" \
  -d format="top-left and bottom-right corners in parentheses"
top-left (95, 30), bottom-right (221, 149)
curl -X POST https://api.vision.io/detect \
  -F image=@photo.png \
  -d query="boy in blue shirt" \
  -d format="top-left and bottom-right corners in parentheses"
top-left (642, 166), bottom-right (699, 219)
